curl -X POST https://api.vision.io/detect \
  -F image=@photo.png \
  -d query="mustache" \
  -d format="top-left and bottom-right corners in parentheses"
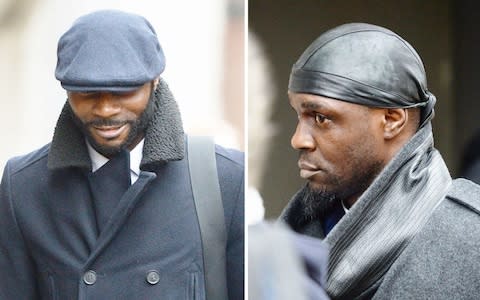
top-left (84, 118), bottom-right (135, 127)
top-left (298, 152), bottom-right (321, 168)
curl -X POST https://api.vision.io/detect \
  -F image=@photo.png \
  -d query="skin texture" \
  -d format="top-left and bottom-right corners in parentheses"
top-left (289, 92), bottom-right (415, 208)
top-left (68, 80), bottom-right (158, 158)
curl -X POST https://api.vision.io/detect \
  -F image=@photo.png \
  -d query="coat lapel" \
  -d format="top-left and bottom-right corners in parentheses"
top-left (83, 171), bottom-right (157, 267)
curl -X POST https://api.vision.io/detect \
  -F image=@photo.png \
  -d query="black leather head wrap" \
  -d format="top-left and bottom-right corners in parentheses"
top-left (289, 23), bottom-right (436, 127)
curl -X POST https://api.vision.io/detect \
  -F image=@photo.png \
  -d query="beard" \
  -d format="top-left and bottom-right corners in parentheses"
top-left (300, 159), bottom-right (383, 221)
top-left (71, 87), bottom-right (156, 157)
top-left (299, 184), bottom-right (337, 221)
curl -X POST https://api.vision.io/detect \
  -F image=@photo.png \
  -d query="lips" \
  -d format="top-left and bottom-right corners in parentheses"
top-left (298, 160), bottom-right (322, 179)
top-left (91, 123), bottom-right (128, 140)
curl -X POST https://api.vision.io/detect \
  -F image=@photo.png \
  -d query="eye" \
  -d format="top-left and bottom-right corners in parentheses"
top-left (113, 91), bottom-right (136, 97)
top-left (315, 113), bottom-right (328, 125)
top-left (76, 92), bottom-right (100, 99)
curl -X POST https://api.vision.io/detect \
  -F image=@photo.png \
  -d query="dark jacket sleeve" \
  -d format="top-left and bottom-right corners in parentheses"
top-left (0, 161), bottom-right (39, 299)
top-left (226, 176), bottom-right (244, 300)
top-left (216, 148), bottom-right (244, 300)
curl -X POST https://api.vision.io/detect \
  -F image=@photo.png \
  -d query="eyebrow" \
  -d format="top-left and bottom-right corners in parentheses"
top-left (72, 91), bottom-right (101, 96)
top-left (300, 101), bottom-right (326, 111)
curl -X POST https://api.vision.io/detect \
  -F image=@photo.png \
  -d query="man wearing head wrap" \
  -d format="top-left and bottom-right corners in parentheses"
top-left (0, 10), bottom-right (244, 299)
top-left (281, 23), bottom-right (480, 299)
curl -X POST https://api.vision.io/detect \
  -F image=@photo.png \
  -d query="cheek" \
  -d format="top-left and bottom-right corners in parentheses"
top-left (320, 128), bottom-right (380, 172)
top-left (126, 95), bottom-right (151, 117)
top-left (130, 103), bottom-right (148, 117)
top-left (68, 99), bottom-right (89, 120)
top-left (314, 129), bottom-right (351, 160)
top-left (345, 132), bottom-right (382, 170)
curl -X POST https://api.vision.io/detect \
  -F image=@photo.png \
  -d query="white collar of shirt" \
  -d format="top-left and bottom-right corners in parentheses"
top-left (86, 139), bottom-right (144, 184)
top-left (341, 200), bottom-right (350, 214)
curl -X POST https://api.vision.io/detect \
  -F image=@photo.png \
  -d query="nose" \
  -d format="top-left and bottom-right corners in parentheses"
top-left (291, 121), bottom-right (315, 151)
top-left (92, 93), bottom-right (121, 118)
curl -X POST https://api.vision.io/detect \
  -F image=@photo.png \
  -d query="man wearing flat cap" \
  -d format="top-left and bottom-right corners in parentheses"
top-left (0, 10), bottom-right (244, 299)
top-left (280, 23), bottom-right (480, 299)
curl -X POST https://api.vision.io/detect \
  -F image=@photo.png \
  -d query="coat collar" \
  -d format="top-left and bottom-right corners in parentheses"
top-left (47, 78), bottom-right (185, 171)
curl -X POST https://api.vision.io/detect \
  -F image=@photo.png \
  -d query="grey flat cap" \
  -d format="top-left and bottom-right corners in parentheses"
top-left (55, 10), bottom-right (165, 92)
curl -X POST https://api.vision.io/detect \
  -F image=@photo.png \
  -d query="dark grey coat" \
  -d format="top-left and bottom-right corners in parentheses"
top-left (0, 81), bottom-right (244, 300)
top-left (372, 178), bottom-right (480, 299)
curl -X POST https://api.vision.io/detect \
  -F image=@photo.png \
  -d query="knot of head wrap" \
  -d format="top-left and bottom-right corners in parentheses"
top-left (289, 23), bottom-right (435, 127)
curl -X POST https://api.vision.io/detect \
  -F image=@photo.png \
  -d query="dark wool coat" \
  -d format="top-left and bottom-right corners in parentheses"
top-left (284, 178), bottom-right (480, 300)
top-left (372, 179), bottom-right (480, 300)
top-left (0, 80), bottom-right (244, 300)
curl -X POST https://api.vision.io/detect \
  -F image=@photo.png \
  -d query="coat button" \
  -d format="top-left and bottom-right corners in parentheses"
top-left (83, 270), bottom-right (97, 285)
top-left (146, 270), bottom-right (160, 285)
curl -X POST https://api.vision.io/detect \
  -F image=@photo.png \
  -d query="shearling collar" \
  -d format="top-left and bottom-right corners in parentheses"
top-left (47, 78), bottom-right (185, 171)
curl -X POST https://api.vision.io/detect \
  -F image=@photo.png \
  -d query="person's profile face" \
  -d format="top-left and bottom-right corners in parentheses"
top-left (288, 92), bottom-right (385, 204)
top-left (67, 82), bottom-right (153, 158)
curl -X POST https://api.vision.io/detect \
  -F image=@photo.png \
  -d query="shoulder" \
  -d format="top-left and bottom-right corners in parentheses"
top-left (185, 136), bottom-right (243, 174)
top-left (215, 144), bottom-right (244, 172)
top-left (407, 178), bottom-right (480, 257)
top-left (213, 144), bottom-right (244, 199)
top-left (415, 178), bottom-right (480, 242)
top-left (213, 144), bottom-right (244, 238)
top-left (415, 178), bottom-right (480, 254)
top-left (445, 178), bottom-right (480, 214)
top-left (3, 144), bottom-right (50, 177)
top-left (375, 179), bottom-right (480, 299)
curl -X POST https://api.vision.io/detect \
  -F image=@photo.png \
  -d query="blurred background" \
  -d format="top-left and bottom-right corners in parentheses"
top-left (0, 0), bottom-right (245, 173)
top-left (249, 0), bottom-right (480, 218)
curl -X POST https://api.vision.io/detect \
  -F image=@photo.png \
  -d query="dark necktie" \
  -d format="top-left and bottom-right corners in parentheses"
top-left (88, 150), bottom-right (131, 233)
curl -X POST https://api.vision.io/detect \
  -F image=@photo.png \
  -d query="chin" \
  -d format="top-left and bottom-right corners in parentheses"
top-left (307, 181), bottom-right (329, 193)
top-left (92, 134), bottom-right (128, 147)
top-left (89, 139), bottom-right (127, 157)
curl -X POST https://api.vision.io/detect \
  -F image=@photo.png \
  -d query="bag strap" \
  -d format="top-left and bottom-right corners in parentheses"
top-left (187, 136), bottom-right (228, 300)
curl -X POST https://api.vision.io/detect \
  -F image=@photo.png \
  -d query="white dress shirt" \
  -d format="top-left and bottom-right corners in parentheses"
top-left (341, 200), bottom-right (350, 214)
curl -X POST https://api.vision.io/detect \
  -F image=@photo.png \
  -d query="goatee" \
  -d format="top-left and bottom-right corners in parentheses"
top-left (299, 183), bottom-right (339, 221)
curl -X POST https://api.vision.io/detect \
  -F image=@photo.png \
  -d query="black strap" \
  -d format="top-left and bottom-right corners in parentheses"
top-left (187, 136), bottom-right (228, 300)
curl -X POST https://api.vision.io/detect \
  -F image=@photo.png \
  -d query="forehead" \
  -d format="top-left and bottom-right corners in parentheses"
top-left (288, 92), bottom-right (368, 113)
top-left (67, 82), bottom-right (151, 96)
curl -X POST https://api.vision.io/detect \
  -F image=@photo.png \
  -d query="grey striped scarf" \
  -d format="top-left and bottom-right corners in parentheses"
top-left (281, 123), bottom-right (452, 299)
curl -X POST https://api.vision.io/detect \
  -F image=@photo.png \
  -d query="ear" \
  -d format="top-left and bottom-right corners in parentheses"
top-left (66, 91), bottom-right (73, 103)
top-left (383, 108), bottom-right (407, 140)
top-left (153, 77), bottom-right (160, 89)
